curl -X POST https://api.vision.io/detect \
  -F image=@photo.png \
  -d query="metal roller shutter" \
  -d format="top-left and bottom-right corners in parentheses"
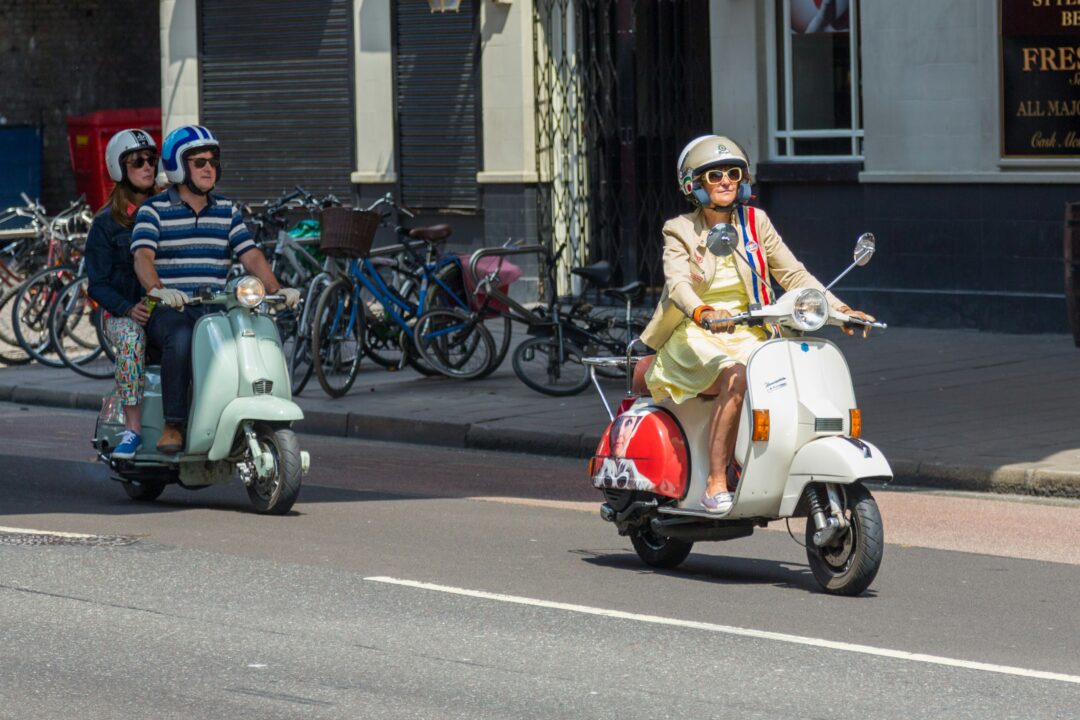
top-left (394, 1), bottom-right (479, 211)
top-left (199, 0), bottom-right (353, 203)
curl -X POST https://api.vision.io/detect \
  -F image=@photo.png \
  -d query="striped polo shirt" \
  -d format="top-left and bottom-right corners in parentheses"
top-left (130, 186), bottom-right (256, 294)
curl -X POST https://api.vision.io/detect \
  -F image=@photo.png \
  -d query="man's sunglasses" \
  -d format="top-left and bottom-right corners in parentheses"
top-left (189, 157), bottom-right (220, 169)
top-left (701, 167), bottom-right (743, 184)
top-left (126, 155), bottom-right (158, 169)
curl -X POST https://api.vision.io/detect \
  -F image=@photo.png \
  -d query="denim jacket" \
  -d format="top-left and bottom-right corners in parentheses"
top-left (86, 208), bottom-right (145, 318)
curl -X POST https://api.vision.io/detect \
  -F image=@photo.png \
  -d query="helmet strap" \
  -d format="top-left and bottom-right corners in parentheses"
top-left (183, 178), bottom-right (212, 196)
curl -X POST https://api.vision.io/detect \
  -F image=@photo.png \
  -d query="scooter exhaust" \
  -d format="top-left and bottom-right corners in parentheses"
top-left (649, 516), bottom-right (754, 543)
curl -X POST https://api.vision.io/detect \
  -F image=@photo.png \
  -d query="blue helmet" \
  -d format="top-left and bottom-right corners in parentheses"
top-left (160, 125), bottom-right (220, 185)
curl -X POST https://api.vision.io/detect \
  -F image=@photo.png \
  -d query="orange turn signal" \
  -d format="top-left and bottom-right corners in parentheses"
top-left (752, 409), bottom-right (770, 441)
top-left (587, 457), bottom-right (598, 476)
top-left (849, 408), bottom-right (862, 438)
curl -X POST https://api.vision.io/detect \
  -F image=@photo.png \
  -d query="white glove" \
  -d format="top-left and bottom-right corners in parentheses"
top-left (148, 287), bottom-right (189, 310)
top-left (279, 287), bottom-right (301, 309)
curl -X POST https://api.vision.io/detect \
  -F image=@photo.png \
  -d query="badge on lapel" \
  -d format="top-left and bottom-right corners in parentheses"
top-left (690, 272), bottom-right (704, 284)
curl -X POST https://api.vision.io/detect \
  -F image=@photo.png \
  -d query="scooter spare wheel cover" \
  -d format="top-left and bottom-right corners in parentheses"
top-left (591, 407), bottom-right (688, 499)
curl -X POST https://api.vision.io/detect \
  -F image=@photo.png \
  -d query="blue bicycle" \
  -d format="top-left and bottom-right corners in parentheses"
top-left (310, 213), bottom-right (495, 397)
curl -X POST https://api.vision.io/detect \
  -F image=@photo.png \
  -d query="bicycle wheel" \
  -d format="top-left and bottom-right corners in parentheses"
top-left (424, 260), bottom-right (512, 378)
top-left (512, 334), bottom-right (591, 396)
top-left (311, 278), bottom-right (364, 398)
top-left (283, 275), bottom-right (331, 396)
top-left (0, 289), bottom-right (32, 366)
top-left (413, 309), bottom-right (496, 380)
top-left (11, 265), bottom-right (78, 367)
top-left (49, 276), bottom-right (114, 379)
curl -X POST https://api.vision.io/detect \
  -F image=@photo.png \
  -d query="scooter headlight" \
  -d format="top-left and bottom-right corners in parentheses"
top-left (791, 289), bottom-right (828, 332)
top-left (236, 276), bottom-right (266, 308)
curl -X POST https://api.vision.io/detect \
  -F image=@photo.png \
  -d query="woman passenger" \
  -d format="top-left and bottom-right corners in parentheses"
top-left (85, 129), bottom-right (159, 458)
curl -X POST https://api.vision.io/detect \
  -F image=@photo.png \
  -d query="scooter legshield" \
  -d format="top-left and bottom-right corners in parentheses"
top-left (590, 406), bottom-right (689, 500)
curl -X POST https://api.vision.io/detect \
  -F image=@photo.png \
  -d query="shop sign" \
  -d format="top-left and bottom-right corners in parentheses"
top-left (1001, 0), bottom-right (1080, 158)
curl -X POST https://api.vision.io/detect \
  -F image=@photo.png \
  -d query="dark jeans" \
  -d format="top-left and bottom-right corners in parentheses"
top-left (146, 304), bottom-right (219, 425)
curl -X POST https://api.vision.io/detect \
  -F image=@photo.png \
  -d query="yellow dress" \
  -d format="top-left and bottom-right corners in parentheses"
top-left (645, 253), bottom-right (767, 404)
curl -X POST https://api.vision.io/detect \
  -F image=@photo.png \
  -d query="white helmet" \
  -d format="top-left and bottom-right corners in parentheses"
top-left (160, 124), bottom-right (220, 185)
top-left (677, 134), bottom-right (751, 208)
top-left (104, 129), bottom-right (157, 183)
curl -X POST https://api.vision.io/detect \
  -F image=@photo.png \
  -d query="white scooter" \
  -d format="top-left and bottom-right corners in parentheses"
top-left (585, 229), bottom-right (890, 595)
top-left (93, 276), bottom-right (310, 515)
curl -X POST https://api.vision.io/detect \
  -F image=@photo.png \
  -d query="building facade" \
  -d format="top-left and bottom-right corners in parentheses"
top-left (162, 0), bottom-right (1080, 332)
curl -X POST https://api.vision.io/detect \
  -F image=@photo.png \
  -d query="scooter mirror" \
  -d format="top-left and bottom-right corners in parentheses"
top-left (706, 223), bottom-right (738, 257)
top-left (854, 233), bottom-right (875, 266)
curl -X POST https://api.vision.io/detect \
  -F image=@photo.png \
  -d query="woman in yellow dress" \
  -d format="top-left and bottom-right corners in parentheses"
top-left (638, 135), bottom-right (875, 515)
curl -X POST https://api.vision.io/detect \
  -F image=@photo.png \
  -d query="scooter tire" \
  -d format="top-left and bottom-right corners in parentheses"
top-left (122, 479), bottom-right (166, 502)
top-left (630, 527), bottom-right (693, 569)
top-left (246, 424), bottom-right (302, 515)
top-left (805, 482), bottom-right (883, 596)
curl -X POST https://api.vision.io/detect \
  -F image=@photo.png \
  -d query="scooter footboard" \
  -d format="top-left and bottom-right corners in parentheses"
top-left (778, 437), bottom-right (892, 516)
top-left (205, 397), bottom-right (304, 460)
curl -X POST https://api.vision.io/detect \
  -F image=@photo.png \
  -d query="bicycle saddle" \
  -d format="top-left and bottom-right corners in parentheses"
top-left (603, 281), bottom-right (646, 305)
top-left (409, 224), bottom-right (452, 242)
top-left (571, 260), bottom-right (611, 286)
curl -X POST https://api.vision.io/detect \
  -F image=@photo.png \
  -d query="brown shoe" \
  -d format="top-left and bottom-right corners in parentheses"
top-left (157, 423), bottom-right (184, 454)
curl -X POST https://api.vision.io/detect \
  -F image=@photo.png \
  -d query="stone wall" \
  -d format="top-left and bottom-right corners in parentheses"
top-left (0, 0), bottom-right (160, 211)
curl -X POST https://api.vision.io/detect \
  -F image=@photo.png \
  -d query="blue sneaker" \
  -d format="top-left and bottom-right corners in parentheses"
top-left (112, 431), bottom-right (142, 460)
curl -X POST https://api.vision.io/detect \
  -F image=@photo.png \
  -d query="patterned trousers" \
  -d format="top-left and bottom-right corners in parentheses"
top-left (105, 315), bottom-right (146, 406)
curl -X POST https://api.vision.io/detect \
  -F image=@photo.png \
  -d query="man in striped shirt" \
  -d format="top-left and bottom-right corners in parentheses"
top-left (131, 125), bottom-right (298, 454)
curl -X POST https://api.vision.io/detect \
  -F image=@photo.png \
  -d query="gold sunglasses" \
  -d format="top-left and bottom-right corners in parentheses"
top-left (701, 167), bottom-right (743, 184)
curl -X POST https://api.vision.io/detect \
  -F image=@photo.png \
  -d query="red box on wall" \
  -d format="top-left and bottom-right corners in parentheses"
top-left (66, 107), bottom-right (162, 212)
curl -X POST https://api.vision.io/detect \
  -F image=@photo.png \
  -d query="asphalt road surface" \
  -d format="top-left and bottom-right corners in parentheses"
top-left (0, 403), bottom-right (1078, 719)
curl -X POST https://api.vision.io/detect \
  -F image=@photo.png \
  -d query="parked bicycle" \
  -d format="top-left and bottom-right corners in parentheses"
top-left (309, 195), bottom-right (494, 396)
top-left (455, 243), bottom-right (648, 396)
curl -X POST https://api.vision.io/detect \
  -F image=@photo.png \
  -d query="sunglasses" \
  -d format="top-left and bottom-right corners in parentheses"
top-left (188, 157), bottom-right (220, 169)
top-left (126, 155), bottom-right (158, 169)
top-left (701, 167), bottom-right (743, 185)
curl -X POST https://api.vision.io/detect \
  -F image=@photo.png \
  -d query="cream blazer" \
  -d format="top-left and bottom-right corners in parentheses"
top-left (639, 206), bottom-right (845, 351)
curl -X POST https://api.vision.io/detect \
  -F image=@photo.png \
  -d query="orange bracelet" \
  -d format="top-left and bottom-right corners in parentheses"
top-left (692, 305), bottom-right (714, 325)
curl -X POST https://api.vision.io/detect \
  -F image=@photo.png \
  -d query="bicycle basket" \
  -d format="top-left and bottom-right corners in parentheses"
top-left (319, 207), bottom-right (379, 259)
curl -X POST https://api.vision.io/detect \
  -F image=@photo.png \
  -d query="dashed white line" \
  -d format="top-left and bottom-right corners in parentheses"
top-left (365, 576), bottom-right (1080, 685)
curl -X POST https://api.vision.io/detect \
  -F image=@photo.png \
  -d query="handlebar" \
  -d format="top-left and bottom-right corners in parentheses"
top-left (467, 244), bottom-right (549, 286)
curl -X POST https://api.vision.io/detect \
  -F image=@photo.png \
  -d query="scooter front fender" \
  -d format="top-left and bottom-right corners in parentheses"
top-left (207, 396), bottom-right (304, 461)
top-left (778, 437), bottom-right (892, 516)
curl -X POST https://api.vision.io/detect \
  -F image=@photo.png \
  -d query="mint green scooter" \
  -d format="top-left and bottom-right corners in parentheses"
top-left (93, 276), bottom-right (311, 514)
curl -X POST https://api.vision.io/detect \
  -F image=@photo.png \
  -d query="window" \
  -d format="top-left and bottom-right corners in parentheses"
top-left (769, 0), bottom-right (863, 160)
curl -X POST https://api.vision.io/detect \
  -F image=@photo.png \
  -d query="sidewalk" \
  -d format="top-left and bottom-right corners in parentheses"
top-left (2, 326), bottom-right (1079, 498)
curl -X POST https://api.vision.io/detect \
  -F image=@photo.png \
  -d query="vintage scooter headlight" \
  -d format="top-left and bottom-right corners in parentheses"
top-left (791, 289), bottom-right (828, 331)
top-left (235, 276), bottom-right (266, 308)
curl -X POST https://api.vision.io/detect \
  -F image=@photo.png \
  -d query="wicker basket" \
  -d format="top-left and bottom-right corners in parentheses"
top-left (319, 207), bottom-right (379, 259)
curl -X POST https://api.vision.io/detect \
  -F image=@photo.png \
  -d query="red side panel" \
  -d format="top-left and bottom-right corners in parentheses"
top-left (591, 407), bottom-right (689, 499)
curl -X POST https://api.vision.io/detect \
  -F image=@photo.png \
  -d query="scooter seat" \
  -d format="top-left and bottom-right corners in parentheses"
top-left (631, 354), bottom-right (655, 396)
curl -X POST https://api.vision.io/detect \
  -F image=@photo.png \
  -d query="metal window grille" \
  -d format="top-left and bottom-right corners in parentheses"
top-left (767, 0), bottom-right (864, 160)
top-left (533, 0), bottom-right (711, 296)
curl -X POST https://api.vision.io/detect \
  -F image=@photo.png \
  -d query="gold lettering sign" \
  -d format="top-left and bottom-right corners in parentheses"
top-left (1002, 0), bottom-right (1080, 157)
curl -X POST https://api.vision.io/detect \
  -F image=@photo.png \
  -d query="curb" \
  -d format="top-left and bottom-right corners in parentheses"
top-left (5, 382), bottom-right (1079, 500)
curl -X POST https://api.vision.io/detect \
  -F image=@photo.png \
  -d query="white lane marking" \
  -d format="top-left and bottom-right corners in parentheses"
top-left (365, 576), bottom-right (1080, 685)
top-left (0, 526), bottom-right (98, 539)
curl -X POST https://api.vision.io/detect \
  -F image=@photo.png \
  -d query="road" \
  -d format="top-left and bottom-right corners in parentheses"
top-left (0, 403), bottom-right (1078, 719)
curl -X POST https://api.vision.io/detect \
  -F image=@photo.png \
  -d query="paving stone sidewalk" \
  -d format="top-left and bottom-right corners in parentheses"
top-left (2, 326), bottom-right (1078, 497)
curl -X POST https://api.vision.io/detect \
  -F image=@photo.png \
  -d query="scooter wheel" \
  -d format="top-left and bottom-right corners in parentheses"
top-left (246, 424), bottom-right (303, 515)
top-left (122, 479), bottom-right (166, 502)
top-left (805, 482), bottom-right (883, 596)
top-left (630, 527), bottom-right (693, 569)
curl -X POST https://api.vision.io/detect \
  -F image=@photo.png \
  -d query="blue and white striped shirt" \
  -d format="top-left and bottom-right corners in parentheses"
top-left (130, 186), bottom-right (256, 294)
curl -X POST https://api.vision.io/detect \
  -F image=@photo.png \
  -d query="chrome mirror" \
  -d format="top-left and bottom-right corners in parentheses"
top-left (854, 233), bottom-right (875, 266)
top-left (706, 223), bottom-right (738, 257)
